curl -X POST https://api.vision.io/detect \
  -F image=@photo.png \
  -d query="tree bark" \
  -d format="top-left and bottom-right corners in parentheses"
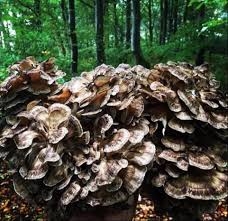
top-left (148, 0), bottom-right (153, 45)
top-left (159, 0), bottom-right (164, 44)
top-left (183, 0), bottom-right (190, 23)
top-left (168, 0), bottom-right (173, 39)
top-left (113, 0), bottom-right (119, 48)
top-left (163, 0), bottom-right (168, 43)
top-left (60, 0), bottom-right (69, 56)
top-left (125, 0), bottom-right (131, 49)
top-left (195, 3), bottom-right (206, 65)
top-left (0, 8), bottom-right (5, 49)
top-left (2, 21), bottom-right (11, 51)
top-left (160, 0), bottom-right (168, 44)
top-left (119, 6), bottom-right (124, 45)
top-left (173, 0), bottom-right (178, 33)
top-left (95, 0), bottom-right (105, 65)
top-left (68, 0), bottom-right (78, 76)
top-left (34, 0), bottom-right (41, 28)
top-left (61, 0), bottom-right (68, 26)
top-left (131, 0), bottom-right (149, 67)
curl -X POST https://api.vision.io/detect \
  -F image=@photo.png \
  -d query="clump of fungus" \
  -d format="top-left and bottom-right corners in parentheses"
top-left (0, 58), bottom-right (227, 216)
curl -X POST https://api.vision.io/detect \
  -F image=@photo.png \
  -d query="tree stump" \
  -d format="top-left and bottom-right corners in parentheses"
top-left (47, 193), bottom-right (138, 221)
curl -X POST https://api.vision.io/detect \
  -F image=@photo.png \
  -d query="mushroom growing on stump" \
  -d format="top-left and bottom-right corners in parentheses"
top-left (0, 58), bottom-right (227, 221)
top-left (143, 62), bottom-right (228, 221)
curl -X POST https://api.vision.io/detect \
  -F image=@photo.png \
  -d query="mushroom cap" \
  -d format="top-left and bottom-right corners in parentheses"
top-left (188, 152), bottom-right (214, 170)
top-left (106, 177), bottom-right (123, 192)
top-left (14, 130), bottom-right (39, 149)
top-left (122, 165), bottom-right (147, 194)
top-left (164, 171), bottom-right (228, 200)
top-left (168, 118), bottom-right (195, 134)
top-left (95, 159), bottom-right (128, 186)
top-left (104, 129), bottom-right (130, 153)
top-left (61, 182), bottom-right (81, 205)
top-left (125, 141), bottom-right (156, 166)
top-left (161, 136), bottom-right (186, 151)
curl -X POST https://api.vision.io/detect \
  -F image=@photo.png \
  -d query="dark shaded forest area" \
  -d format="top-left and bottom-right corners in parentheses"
top-left (0, 0), bottom-right (227, 88)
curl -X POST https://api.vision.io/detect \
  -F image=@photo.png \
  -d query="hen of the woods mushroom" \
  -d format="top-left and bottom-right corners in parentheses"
top-left (0, 57), bottom-right (227, 211)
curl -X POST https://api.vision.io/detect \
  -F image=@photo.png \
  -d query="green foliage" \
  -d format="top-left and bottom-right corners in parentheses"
top-left (0, 0), bottom-right (227, 89)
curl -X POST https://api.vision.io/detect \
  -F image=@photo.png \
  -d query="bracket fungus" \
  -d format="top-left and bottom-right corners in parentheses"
top-left (0, 58), bottom-right (227, 218)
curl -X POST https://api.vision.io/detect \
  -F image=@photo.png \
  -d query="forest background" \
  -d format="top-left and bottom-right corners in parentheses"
top-left (0, 0), bottom-right (227, 89)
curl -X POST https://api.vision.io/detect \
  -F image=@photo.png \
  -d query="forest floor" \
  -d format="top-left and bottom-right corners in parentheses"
top-left (0, 160), bottom-right (227, 221)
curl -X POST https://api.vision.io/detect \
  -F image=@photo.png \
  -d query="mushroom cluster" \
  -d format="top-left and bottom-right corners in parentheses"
top-left (148, 62), bottom-right (228, 201)
top-left (0, 58), bottom-right (227, 211)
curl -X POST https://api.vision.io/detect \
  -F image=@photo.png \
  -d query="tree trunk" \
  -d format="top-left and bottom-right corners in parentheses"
top-left (148, 0), bottom-right (153, 45)
top-left (168, 0), bottom-right (173, 39)
top-left (131, 0), bottom-right (149, 67)
top-left (47, 193), bottom-right (139, 221)
top-left (60, 0), bottom-right (70, 54)
top-left (119, 6), bottom-right (125, 45)
top-left (173, 0), bottom-right (178, 33)
top-left (68, 0), bottom-right (78, 76)
top-left (183, 0), bottom-right (190, 23)
top-left (95, 0), bottom-right (105, 65)
top-left (131, 0), bottom-right (141, 62)
top-left (61, 0), bottom-right (68, 24)
top-left (113, 0), bottom-right (119, 48)
top-left (160, 0), bottom-right (168, 44)
top-left (34, 0), bottom-right (41, 28)
top-left (195, 3), bottom-right (206, 65)
top-left (159, 0), bottom-right (164, 45)
top-left (125, 0), bottom-right (131, 49)
top-left (163, 0), bottom-right (168, 43)
top-left (3, 22), bottom-right (12, 51)
top-left (0, 8), bottom-right (6, 49)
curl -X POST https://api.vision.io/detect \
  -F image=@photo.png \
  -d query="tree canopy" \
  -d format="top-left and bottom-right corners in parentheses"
top-left (0, 0), bottom-right (227, 88)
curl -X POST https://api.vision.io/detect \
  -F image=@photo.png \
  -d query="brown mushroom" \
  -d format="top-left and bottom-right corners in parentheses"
top-left (122, 164), bottom-right (147, 194)
top-left (161, 136), bottom-right (186, 151)
top-left (61, 182), bottom-right (81, 205)
top-left (104, 129), bottom-right (130, 153)
top-left (168, 118), bottom-right (195, 134)
top-left (164, 171), bottom-right (228, 200)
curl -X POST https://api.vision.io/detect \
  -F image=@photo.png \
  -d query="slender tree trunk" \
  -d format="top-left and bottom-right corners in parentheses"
top-left (160, 0), bottom-right (168, 44)
top-left (173, 0), bottom-right (178, 33)
top-left (159, 0), bottom-right (164, 44)
top-left (61, 0), bottom-right (68, 24)
top-left (4, 22), bottom-right (12, 51)
top-left (195, 3), bottom-right (206, 65)
top-left (119, 6), bottom-right (124, 45)
top-left (159, 0), bottom-right (164, 45)
top-left (95, 0), bottom-right (105, 65)
top-left (168, 0), bottom-right (173, 39)
top-left (68, 0), bottom-right (78, 75)
top-left (163, 0), bottom-right (168, 43)
top-left (131, 0), bottom-right (149, 67)
top-left (113, 0), bottom-right (119, 48)
top-left (60, 0), bottom-right (70, 54)
top-left (125, 0), bottom-right (131, 49)
top-left (34, 0), bottom-right (41, 28)
top-left (61, 0), bottom-right (69, 32)
top-left (183, 0), bottom-right (190, 23)
top-left (131, 0), bottom-right (141, 63)
top-left (0, 9), bottom-right (5, 49)
top-left (0, 32), bottom-right (3, 48)
top-left (148, 0), bottom-right (153, 45)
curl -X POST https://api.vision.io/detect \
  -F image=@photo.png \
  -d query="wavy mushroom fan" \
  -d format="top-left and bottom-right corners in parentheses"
top-left (0, 58), bottom-right (227, 217)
